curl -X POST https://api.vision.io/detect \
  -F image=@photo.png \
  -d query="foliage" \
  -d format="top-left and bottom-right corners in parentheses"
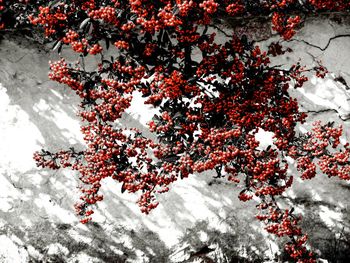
top-left (1, 1), bottom-right (350, 262)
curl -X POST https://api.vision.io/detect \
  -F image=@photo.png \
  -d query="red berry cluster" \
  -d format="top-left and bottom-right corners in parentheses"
top-left (89, 6), bottom-right (119, 25)
top-left (295, 121), bottom-right (350, 181)
top-left (199, 0), bottom-right (219, 14)
top-left (309, 0), bottom-right (350, 10)
top-left (48, 59), bottom-right (84, 91)
top-left (28, 5), bottom-right (71, 37)
top-left (226, 2), bottom-right (245, 16)
top-left (272, 12), bottom-right (301, 40)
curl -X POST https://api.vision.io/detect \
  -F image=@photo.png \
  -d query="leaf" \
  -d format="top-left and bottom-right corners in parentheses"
top-left (49, 0), bottom-right (61, 8)
top-left (115, 9), bottom-right (123, 18)
top-left (80, 18), bottom-right (90, 29)
top-left (130, 14), bottom-right (137, 21)
top-left (245, 173), bottom-right (250, 186)
top-left (172, 112), bottom-right (182, 119)
top-left (141, 91), bottom-right (151, 97)
top-left (162, 30), bottom-right (170, 45)
top-left (153, 115), bottom-right (161, 121)
top-left (86, 22), bottom-right (93, 35)
top-left (121, 183), bottom-right (126, 193)
top-left (105, 38), bottom-right (110, 50)
top-left (163, 155), bottom-right (178, 162)
top-left (144, 32), bottom-right (152, 41)
top-left (157, 29), bottom-right (164, 46)
top-left (327, 121), bottom-right (335, 127)
top-left (52, 40), bottom-right (62, 53)
top-left (187, 76), bottom-right (197, 84)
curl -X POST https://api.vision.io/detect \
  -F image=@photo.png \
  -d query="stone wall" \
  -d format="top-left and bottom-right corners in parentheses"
top-left (0, 16), bottom-right (350, 262)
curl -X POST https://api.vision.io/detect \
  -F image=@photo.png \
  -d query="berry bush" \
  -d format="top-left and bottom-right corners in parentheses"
top-left (1, 1), bottom-right (350, 262)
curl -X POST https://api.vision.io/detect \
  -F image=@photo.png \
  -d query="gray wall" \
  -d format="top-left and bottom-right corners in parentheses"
top-left (0, 16), bottom-right (349, 262)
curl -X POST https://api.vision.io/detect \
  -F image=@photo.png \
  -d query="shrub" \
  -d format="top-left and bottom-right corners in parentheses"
top-left (2, 1), bottom-right (350, 261)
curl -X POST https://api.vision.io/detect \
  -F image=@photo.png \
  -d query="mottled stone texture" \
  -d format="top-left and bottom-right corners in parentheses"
top-left (0, 17), bottom-right (350, 262)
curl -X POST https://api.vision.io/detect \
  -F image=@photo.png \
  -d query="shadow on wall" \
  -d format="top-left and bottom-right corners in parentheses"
top-left (0, 34), bottom-right (264, 262)
top-left (0, 36), bottom-right (83, 150)
top-left (280, 187), bottom-right (350, 262)
top-left (0, 34), bottom-right (350, 262)
top-left (0, 34), bottom-right (175, 262)
top-left (0, 218), bottom-right (170, 263)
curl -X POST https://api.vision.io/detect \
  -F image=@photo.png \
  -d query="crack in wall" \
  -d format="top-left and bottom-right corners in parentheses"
top-left (290, 34), bottom-right (350, 51)
top-left (302, 108), bottom-right (350, 121)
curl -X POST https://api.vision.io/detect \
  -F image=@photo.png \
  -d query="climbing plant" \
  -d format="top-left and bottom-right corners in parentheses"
top-left (1, 1), bottom-right (350, 262)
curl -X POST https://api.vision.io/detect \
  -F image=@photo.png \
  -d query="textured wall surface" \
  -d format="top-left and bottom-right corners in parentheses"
top-left (0, 16), bottom-right (350, 262)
